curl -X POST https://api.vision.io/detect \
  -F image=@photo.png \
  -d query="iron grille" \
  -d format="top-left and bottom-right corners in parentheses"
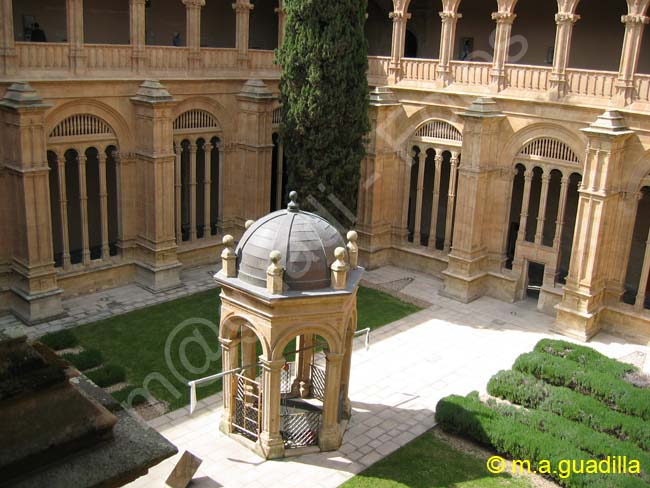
top-left (310, 363), bottom-right (326, 401)
top-left (233, 374), bottom-right (261, 442)
top-left (281, 411), bottom-right (321, 448)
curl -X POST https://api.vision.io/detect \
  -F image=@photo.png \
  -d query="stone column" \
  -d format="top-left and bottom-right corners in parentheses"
top-left (413, 149), bottom-right (427, 246)
top-left (98, 150), bottom-right (110, 259)
top-left (130, 81), bottom-right (181, 292)
top-left (275, 0), bottom-right (286, 48)
top-left (356, 87), bottom-right (401, 268)
top-left (0, 83), bottom-right (64, 324)
top-left (240, 327), bottom-right (257, 379)
top-left (235, 80), bottom-right (275, 222)
top-left (614, 10), bottom-right (650, 106)
top-left (219, 337), bottom-right (239, 434)
top-left (442, 98), bottom-right (505, 303)
top-left (428, 151), bottom-right (443, 250)
top-left (258, 357), bottom-right (285, 459)
top-left (436, 11), bottom-right (462, 86)
top-left (556, 111), bottom-right (633, 341)
top-left (553, 176), bottom-right (570, 251)
top-left (388, 10), bottom-right (410, 84)
top-left (130, 0), bottom-right (147, 73)
top-left (319, 351), bottom-right (343, 452)
top-left (635, 224), bottom-right (650, 310)
top-left (339, 318), bottom-right (356, 419)
top-left (233, 0), bottom-right (253, 63)
top-left (78, 152), bottom-right (91, 265)
top-left (292, 334), bottom-right (313, 398)
top-left (183, 0), bottom-right (205, 70)
top-left (56, 155), bottom-right (71, 269)
top-left (0, 0), bottom-right (16, 75)
top-left (66, 0), bottom-right (86, 74)
top-left (204, 145), bottom-right (211, 237)
top-left (189, 143), bottom-right (197, 241)
top-left (174, 141), bottom-right (182, 244)
top-left (535, 173), bottom-right (551, 245)
top-left (517, 170), bottom-right (533, 243)
top-left (444, 152), bottom-right (460, 253)
top-left (490, 11), bottom-right (516, 92)
top-left (550, 10), bottom-right (580, 99)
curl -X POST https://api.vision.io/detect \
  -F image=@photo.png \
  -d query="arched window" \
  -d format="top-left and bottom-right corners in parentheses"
top-left (623, 186), bottom-right (650, 309)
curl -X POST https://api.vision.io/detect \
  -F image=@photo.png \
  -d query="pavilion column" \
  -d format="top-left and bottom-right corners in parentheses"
top-left (129, 0), bottom-right (147, 73)
top-left (549, 11), bottom-right (580, 99)
top-left (442, 98), bottom-right (505, 303)
top-left (203, 145), bottom-right (211, 238)
top-left (0, 0), bottom-right (16, 75)
top-left (428, 152), bottom-right (443, 250)
top-left (240, 327), bottom-right (257, 379)
top-left (356, 87), bottom-right (401, 268)
top-left (388, 10), bottom-right (410, 84)
top-left (78, 152), bottom-right (91, 265)
top-left (183, 0), bottom-right (205, 70)
top-left (0, 83), bottom-right (64, 324)
top-left (219, 338), bottom-right (240, 434)
top-left (339, 321), bottom-right (356, 419)
top-left (275, 0), bottom-right (286, 47)
top-left (444, 152), bottom-right (460, 253)
top-left (535, 173), bottom-right (551, 245)
top-left (553, 176), bottom-right (570, 251)
top-left (490, 11), bottom-right (516, 92)
top-left (614, 10), bottom-right (650, 106)
top-left (233, 0), bottom-right (253, 63)
top-left (174, 141), bottom-right (182, 244)
top-left (319, 351), bottom-right (343, 452)
top-left (98, 150), bottom-right (110, 259)
top-left (130, 80), bottom-right (181, 292)
top-left (413, 149), bottom-right (427, 245)
top-left (556, 111), bottom-right (633, 341)
top-left (258, 357), bottom-right (285, 459)
top-left (635, 224), bottom-right (650, 310)
top-left (66, 0), bottom-right (86, 74)
top-left (189, 144), bottom-right (197, 241)
top-left (436, 11), bottom-right (462, 87)
top-left (236, 80), bottom-right (275, 221)
top-left (517, 170), bottom-right (533, 243)
top-left (292, 334), bottom-right (314, 398)
top-left (56, 156), bottom-right (71, 269)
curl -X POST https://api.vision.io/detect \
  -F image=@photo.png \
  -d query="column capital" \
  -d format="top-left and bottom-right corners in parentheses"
top-left (182, 0), bottom-right (205, 6)
top-left (324, 351), bottom-right (345, 363)
top-left (389, 11), bottom-right (411, 22)
top-left (129, 0), bottom-right (146, 5)
top-left (621, 14), bottom-right (650, 24)
top-left (491, 11), bottom-right (516, 24)
top-left (232, 1), bottom-right (254, 12)
top-left (260, 357), bottom-right (286, 371)
top-left (555, 12), bottom-right (581, 25)
top-left (439, 11), bottom-right (462, 21)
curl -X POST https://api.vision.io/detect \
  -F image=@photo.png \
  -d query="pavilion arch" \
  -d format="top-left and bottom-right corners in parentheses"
top-left (271, 325), bottom-right (343, 362)
top-left (45, 99), bottom-right (132, 152)
top-left (219, 313), bottom-right (272, 360)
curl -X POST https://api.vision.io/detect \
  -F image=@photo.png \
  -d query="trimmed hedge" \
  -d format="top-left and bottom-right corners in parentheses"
top-left (61, 348), bottom-right (103, 371)
top-left (436, 393), bottom-right (648, 488)
top-left (514, 351), bottom-right (650, 420)
top-left (39, 330), bottom-right (79, 351)
top-left (488, 369), bottom-right (650, 452)
top-left (111, 385), bottom-right (150, 407)
top-left (86, 364), bottom-right (126, 388)
top-left (534, 339), bottom-right (634, 378)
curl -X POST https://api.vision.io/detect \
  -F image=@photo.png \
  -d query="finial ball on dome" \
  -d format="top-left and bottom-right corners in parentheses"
top-left (223, 234), bottom-right (235, 247)
top-left (347, 230), bottom-right (358, 242)
top-left (245, 219), bottom-right (255, 230)
top-left (269, 250), bottom-right (282, 263)
top-left (335, 247), bottom-right (346, 260)
top-left (287, 191), bottom-right (299, 212)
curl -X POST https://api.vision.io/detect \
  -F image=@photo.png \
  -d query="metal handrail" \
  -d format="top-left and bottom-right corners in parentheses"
top-left (188, 362), bottom-right (258, 414)
top-left (355, 327), bottom-right (371, 351)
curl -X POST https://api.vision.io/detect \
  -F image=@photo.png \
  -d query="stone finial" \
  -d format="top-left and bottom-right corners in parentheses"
top-left (346, 230), bottom-right (359, 269)
top-left (245, 220), bottom-right (255, 230)
top-left (221, 235), bottom-right (237, 278)
top-left (330, 247), bottom-right (349, 290)
top-left (287, 191), bottom-right (299, 213)
top-left (266, 250), bottom-right (284, 294)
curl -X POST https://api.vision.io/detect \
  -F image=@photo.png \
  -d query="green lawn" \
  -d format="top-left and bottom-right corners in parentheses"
top-left (342, 430), bottom-right (532, 488)
top-left (72, 286), bottom-right (421, 411)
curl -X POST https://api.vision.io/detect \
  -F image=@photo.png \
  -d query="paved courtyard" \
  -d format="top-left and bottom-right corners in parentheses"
top-left (104, 266), bottom-right (648, 488)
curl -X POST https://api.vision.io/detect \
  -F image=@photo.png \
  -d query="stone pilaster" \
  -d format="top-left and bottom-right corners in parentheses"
top-left (66, 0), bottom-right (86, 74)
top-left (549, 11), bottom-right (580, 99)
top-left (357, 87), bottom-right (401, 269)
top-left (555, 111), bottom-right (634, 341)
top-left (130, 80), bottom-right (181, 292)
top-left (388, 10), bottom-right (410, 84)
top-left (129, 0), bottom-right (147, 73)
top-left (235, 80), bottom-right (275, 221)
top-left (614, 12), bottom-right (650, 106)
top-left (436, 11), bottom-right (462, 87)
top-left (218, 337), bottom-right (239, 434)
top-left (183, 0), bottom-right (205, 70)
top-left (490, 11), bottom-right (516, 92)
top-left (275, 0), bottom-right (286, 48)
top-left (0, 0), bottom-right (16, 75)
top-left (233, 0), bottom-right (254, 64)
top-left (442, 98), bottom-right (505, 302)
top-left (257, 357), bottom-right (285, 459)
top-left (0, 83), bottom-right (64, 324)
top-left (319, 351), bottom-right (344, 451)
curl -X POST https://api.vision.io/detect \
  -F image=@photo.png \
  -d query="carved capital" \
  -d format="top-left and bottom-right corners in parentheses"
top-left (182, 0), bottom-right (205, 6)
top-left (491, 11), bottom-right (517, 24)
top-left (555, 12), bottom-right (581, 25)
top-left (621, 14), bottom-right (650, 25)
top-left (232, 2), bottom-right (254, 13)
top-left (439, 11), bottom-right (462, 21)
top-left (389, 11), bottom-right (411, 22)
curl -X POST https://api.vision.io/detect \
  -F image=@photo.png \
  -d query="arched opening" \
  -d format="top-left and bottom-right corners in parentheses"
top-left (556, 173), bottom-right (581, 284)
top-left (420, 149), bottom-right (436, 246)
top-left (455, 0), bottom-right (496, 62)
top-left (196, 138), bottom-right (206, 239)
top-left (202, 0), bottom-right (236, 47)
top-left (365, 0), bottom-right (392, 56)
top-left (47, 151), bottom-right (63, 268)
top-left (407, 146), bottom-right (421, 243)
top-left (525, 167), bottom-right (543, 242)
top-left (180, 139), bottom-right (191, 242)
top-left (508, 0), bottom-right (557, 66)
top-left (249, 0), bottom-right (279, 50)
top-left (13, 0), bottom-right (66, 42)
top-left (639, 24), bottom-right (650, 74)
top-left (406, 0), bottom-right (441, 59)
top-left (434, 151), bottom-right (453, 250)
top-left (623, 187), bottom-right (650, 308)
top-left (84, 0), bottom-right (129, 45)
top-left (209, 137), bottom-right (221, 236)
top-left (85, 147), bottom-right (102, 260)
top-left (505, 164), bottom-right (525, 269)
top-left (65, 149), bottom-right (83, 265)
top-left (145, 0), bottom-right (186, 46)
top-left (570, 0), bottom-right (627, 71)
top-left (542, 169), bottom-right (563, 247)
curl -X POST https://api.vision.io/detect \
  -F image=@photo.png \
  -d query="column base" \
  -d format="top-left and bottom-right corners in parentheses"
top-left (10, 286), bottom-right (66, 326)
top-left (319, 424), bottom-right (342, 452)
top-left (135, 261), bottom-right (182, 293)
top-left (257, 431), bottom-right (285, 459)
top-left (441, 269), bottom-right (488, 303)
top-left (554, 303), bottom-right (603, 342)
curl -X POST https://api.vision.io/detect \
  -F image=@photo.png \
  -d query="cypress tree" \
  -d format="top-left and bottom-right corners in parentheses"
top-left (277, 0), bottom-right (370, 227)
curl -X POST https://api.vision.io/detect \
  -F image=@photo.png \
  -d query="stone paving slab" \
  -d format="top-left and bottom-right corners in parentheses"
top-left (123, 266), bottom-right (650, 488)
